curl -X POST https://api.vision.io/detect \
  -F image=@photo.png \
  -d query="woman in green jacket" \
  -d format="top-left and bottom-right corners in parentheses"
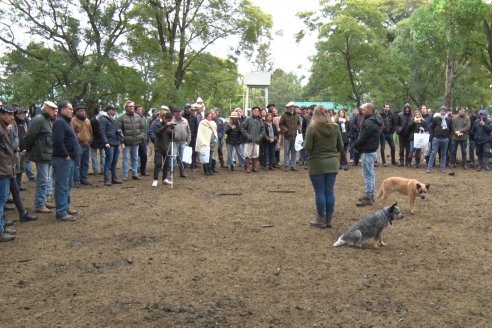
top-left (304, 105), bottom-right (344, 228)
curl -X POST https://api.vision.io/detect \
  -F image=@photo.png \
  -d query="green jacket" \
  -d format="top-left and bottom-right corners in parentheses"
top-left (304, 123), bottom-right (343, 175)
top-left (24, 112), bottom-right (53, 162)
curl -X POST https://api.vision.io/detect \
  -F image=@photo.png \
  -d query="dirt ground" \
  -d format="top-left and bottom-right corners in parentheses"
top-left (1, 153), bottom-right (491, 327)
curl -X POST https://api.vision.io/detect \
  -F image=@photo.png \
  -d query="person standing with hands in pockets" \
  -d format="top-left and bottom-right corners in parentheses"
top-left (304, 105), bottom-right (345, 229)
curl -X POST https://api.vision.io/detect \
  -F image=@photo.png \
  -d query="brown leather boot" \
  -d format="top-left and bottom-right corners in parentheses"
top-left (245, 158), bottom-right (251, 173)
top-left (252, 158), bottom-right (258, 172)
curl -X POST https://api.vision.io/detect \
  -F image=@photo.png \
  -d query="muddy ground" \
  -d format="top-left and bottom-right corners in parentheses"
top-left (1, 152), bottom-right (491, 327)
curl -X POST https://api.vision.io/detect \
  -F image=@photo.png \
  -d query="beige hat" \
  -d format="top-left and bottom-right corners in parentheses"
top-left (43, 100), bottom-right (57, 109)
top-left (229, 111), bottom-right (239, 118)
top-left (285, 101), bottom-right (296, 107)
top-left (160, 105), bottom-right (170, 111)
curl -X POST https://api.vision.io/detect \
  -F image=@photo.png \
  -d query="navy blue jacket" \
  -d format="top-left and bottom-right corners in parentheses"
top-left (52, 115), bottom-right (78, 159)
top-left (99, 113), bottom-right (122, 146)
top-left (471, 118), bottom-right (492, 145)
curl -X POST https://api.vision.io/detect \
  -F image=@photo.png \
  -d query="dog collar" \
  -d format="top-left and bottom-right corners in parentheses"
top-left (383, 208), bottom-right (393, 225)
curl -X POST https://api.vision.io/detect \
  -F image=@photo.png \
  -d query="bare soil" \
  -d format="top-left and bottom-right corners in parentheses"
top-left (1, 158), bottom-right (491, 327)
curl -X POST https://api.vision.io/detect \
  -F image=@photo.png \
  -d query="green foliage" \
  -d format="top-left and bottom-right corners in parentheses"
top-left (269, 69), bottom-right (304, 112)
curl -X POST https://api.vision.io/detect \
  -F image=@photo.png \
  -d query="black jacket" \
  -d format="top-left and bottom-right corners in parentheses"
top-left (380, 111), bottom-right (396, 134)
top-left (90, 116), bottom-right (104, 149)
top-left (353, 114), bottom-right (382, 153)
top-left (429, 115), bottom-right (452, 141)
top-left (396, 110), bottom-right (413, 137)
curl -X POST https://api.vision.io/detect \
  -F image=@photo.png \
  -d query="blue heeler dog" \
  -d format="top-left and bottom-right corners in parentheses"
top-left (333, 203), bottom-right (404, 248)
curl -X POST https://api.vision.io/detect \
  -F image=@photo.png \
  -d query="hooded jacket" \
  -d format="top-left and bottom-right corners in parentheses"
top-left (304, 122), bottom-right (343, 175)
top-left (396, 103), bottom-right (413, 137)
top-left (353, 114), bottom-right (382, 153)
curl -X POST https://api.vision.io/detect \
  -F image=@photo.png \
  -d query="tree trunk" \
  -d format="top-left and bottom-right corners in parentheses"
top-left (444, 50), bottom-right (454, 108)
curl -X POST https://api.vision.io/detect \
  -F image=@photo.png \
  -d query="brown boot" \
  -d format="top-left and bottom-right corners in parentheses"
top-left (245, 158), bottom-right (251, 173)
top-left (252, 158), bottom-right (258, 172)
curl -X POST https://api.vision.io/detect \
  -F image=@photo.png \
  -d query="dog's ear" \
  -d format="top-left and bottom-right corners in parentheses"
top-left (416, 184), bottom-right (422, 190)
top-left (425, 183), bottom-right (430, 190)
top-left (390, 202), bottom-right (398, 212)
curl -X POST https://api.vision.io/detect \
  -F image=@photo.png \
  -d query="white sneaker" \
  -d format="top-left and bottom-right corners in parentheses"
top-left (152, 180), bottom-right (158, 187)
top-left (163, 178), bottom-right (173, 185)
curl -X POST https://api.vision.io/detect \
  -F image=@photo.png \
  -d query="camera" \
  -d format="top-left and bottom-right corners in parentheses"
top-left (116, 129), bottom-right (124, 138)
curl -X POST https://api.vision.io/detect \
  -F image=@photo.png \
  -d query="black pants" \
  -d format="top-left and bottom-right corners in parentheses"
top-left (398, 135), bottom-right (411, 164)
top-left (138, 141), bottom-right (148, 175)
top-left (153, 151), bottom-right (170, 181)
top-left (10, 177), bottom-right (25, 217)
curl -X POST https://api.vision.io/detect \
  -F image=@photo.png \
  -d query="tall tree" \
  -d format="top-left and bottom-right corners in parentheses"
top-left (0, 0), bottom-right (135, 108)
top-left (130, 0), bottom-right (272, 94)
top-left (269, 69), bottom-right (303, 111)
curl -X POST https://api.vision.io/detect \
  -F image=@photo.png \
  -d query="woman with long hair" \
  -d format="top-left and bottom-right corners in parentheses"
top-left (304, 105), bottom-right (345, 228)
top-left (334, 109), bottom-right (350, 170)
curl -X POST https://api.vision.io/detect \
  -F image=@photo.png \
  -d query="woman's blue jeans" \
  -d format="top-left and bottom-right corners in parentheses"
top-left (309, 173), bottom-right (337, 221)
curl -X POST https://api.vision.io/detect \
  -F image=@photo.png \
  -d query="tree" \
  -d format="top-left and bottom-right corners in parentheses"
top-left (406, 0), bottom-right (488, 107)
top-left (269, 69), bottom-right (304, 111)
top-left (0, 0), bottom-right (135, 110)
top-left (130, 0), bottom-right (272, 94)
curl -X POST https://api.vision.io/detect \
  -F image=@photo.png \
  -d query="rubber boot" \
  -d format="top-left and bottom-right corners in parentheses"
top-left (245, 157), bottom-right (251, 173)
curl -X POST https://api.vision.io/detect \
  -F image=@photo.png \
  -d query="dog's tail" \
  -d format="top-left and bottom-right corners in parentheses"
top-left (333, 236), bottom-right (346, 247)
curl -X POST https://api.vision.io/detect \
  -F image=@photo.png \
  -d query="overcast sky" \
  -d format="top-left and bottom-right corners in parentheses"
top-left (236, 0), bottom-right (320, 80)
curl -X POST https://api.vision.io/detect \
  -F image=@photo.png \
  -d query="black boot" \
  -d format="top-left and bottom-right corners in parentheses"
top-left (20, 211), bottom-right (38, 223)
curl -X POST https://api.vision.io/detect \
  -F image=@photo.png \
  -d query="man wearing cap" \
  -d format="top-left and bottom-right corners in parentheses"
top-left (427, 106), bottom-right (453, 173)
top-left (471, 109), bottom-right (492, 171)
top-left (13, 106), bottom-right (29, 190)
top-left (0, 103), bottom-right (18, 241)
top-left (279, 101), bottom-right (300, 171)
top-left (71, 103), bottom-right (93, 186)
top-left (24, 100), bottom-right (57, 213)
top-left (171, 106), bottom-right (191, 177)
top-left (51, 101), bottom-right (78, 221)
top-left (117, 100), bottom-right (145, 180)
top-left (241, 106), bottom-right (265, 173)
top-left (99, 105), bottom-right (124, 186)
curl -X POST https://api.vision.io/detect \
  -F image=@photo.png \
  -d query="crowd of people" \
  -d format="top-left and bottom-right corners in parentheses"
top-left (0, 97), bottom-right (491, 241)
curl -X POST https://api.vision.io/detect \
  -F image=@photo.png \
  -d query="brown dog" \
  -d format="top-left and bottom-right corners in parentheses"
top-left (376, 177), bottom-right (430, 214)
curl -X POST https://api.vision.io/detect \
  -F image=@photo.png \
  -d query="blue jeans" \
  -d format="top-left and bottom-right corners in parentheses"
top-left (451, 139), bottom-right (467, 165)
top-left (90, 146), bottom-right (105, 175)
top-left (0, 177), bottom-right (11, 233)
top-left (284, 138), bottom-right (297, 168)
top-left (34, 161), bottom-right (52, 209)
top-left (104, 146), bottom-right (120, 182)
top-left (52, 157), bottom-right (74, 218)
top-left (380, 132), bottom-right (395, 164)
top-left (427, 138), bottom-right (449, 170)
top-left (410, 141), bottom-right (423, 164)
top-left (122, 144), bottom-right (139, 177)
top-left (361, 152), bottom-right (377, 198)
top-left (263, 142), bottom-right (276, 167)
top-left (309, 173), bottom-right (337, 221)
top-left (25, 160), bottom-right (35, 179)
top-left (74, 144), bottom-right (90, 185)
top-left (226, 143), bottom-right (245, 167)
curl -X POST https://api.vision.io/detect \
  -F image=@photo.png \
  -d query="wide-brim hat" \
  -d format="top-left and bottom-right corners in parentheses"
top-left (285, 101), bottom-right (296, 107)
top-left (229, 111), bottom-right (239, 118)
